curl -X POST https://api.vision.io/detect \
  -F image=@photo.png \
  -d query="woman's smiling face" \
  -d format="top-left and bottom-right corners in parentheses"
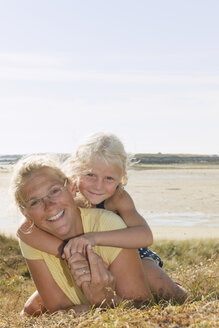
top-left (20, 167), bottom-right (81, 239)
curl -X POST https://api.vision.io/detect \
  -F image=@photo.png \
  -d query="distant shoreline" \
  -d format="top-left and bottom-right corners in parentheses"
top-left (1, 153), bottom-right (219, 167)
top-left (128, 163), bottom-right (219, 171)
top-left (1, 159), bottom-right (219, 175)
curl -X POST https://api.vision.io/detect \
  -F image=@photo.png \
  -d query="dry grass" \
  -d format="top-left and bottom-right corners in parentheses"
top-left (0, 235), bottom-right (218, 327)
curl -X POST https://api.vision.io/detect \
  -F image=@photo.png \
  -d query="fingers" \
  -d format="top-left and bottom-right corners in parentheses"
top-left (87, 245), bottom-right (105, 271)
top-left (86, 245), bottom-right (100, 277)
top-left (67, 254), bottom-right (89, 273)
top-left (62, 242), bottom-right (72, 260)
top-left (87, 246), bottom-right (114, 286)
top-left (67, 246), bottom-right (114, 295)
top-left (67, 252), bottom-right (91, 287)
top-left (63, 237), bottom-right (91, 259)
top-left (81, 246), bottom-right (116, 306)
top-left (75, 271), bottom-right (91, 288)
top-left (70, 266), bottom-right (91, 288)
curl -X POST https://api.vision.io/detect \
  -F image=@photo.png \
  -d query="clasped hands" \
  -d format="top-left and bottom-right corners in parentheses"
top-left (63, 236), bottom-right (116, 307)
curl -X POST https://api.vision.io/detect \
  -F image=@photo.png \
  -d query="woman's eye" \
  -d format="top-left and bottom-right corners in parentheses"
top-left (87, 173), bottom-right (95, 177)
top-left (30, 199), bottom-right (40, 207)
top-left (50, 187), bottom-right (61, 196)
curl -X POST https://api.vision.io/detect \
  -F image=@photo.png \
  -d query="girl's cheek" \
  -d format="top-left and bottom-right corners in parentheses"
top-left (78, 180), bottom-right (90, 195)
top-left (108, 184), bottom-right (118, 195)
top-left (78, 178), bottom-right (86, 189)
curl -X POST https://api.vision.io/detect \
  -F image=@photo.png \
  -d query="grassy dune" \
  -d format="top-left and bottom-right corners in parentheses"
top-left (0, 235), bottom-right (218, 327)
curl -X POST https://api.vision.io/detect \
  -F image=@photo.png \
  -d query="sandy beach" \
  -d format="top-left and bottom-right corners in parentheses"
top-left (1, 164), bottom-right (219, 240)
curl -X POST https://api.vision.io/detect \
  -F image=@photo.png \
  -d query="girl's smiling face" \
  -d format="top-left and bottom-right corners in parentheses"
top-left (78, 157), bottom-right (124, 205)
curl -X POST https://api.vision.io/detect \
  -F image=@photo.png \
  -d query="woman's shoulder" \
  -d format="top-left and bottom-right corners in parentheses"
top-left (79, 207), bottom-right (127, 232)
top-left (19, 239), bottom-right (43, 260)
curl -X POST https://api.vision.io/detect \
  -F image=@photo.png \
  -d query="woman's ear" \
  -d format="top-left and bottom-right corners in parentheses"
top-left (20, 207), bottom-right (31, 220)
top-left (17, 217), bottom-right (34, 237)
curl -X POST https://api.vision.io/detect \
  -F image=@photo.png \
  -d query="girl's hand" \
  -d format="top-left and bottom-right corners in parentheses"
top-left (63, 233), bottom-right (96, 259)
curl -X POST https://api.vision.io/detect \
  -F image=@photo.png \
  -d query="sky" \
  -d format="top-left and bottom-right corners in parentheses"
top-left (0, 0), bottom-right (218, 156)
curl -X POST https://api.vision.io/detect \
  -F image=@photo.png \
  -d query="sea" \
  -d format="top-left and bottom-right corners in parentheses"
top-left (0, 154), bottom-right (21, 166)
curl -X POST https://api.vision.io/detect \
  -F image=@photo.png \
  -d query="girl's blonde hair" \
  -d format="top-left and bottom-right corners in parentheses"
top-left (11, 153), bottom-right (67, 209)
top-left (65, 132), bottom-right (128, 188)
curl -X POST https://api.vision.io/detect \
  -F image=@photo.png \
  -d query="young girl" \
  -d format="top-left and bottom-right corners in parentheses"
top-left (17, 132), bottom-right (163, 267)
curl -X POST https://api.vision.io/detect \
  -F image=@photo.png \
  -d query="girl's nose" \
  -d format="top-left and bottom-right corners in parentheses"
top-left (95, 178), bottom-right (103, 190)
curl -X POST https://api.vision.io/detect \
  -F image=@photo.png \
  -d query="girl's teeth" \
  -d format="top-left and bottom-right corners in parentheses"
top-left (48, 210), bottom-right (64, 221)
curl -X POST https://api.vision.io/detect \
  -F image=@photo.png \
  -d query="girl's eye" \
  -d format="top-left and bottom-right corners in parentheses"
top-left (87, 173), bottom-right (95, 177)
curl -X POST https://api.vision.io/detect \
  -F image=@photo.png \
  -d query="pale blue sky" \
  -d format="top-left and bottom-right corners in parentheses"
top-left (0, 0), bottom-right (218, 155)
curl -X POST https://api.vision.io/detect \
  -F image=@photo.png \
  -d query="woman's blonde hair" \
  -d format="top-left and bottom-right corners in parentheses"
top-left (11, 153), bottom-right (67, 209)
top-left (65, 132), bottom-right (128, 188)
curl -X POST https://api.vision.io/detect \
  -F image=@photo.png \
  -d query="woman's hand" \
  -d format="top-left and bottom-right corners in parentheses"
top-left (63, 233), bottom-right (96, 259)
top-left (68, 246), bottom-right (116, 307)
top-left (67, 251), bottom-right (91, 287)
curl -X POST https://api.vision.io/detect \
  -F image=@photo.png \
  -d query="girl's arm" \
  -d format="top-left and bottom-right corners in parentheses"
top-left (17, 224), bottom-right (63, 257)
top-left (99, 187), bottom-right (153, 246)
top-left (20, 188), bottom-right (152, 258)
top-left (63, 189), bottom-right (153, 258)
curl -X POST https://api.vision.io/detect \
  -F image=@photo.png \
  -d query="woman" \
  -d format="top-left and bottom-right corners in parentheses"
top-left (11, 154), bottom-right (188, 316)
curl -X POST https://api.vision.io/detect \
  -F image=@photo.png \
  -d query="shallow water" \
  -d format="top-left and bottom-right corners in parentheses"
top-left (141, 211), bottom-right (219, 227)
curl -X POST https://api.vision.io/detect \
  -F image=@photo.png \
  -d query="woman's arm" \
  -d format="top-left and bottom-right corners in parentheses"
top-left (109, 247), bottom-right (153, 303)
top-left (25, 258), bottom-right (89, 314)
top-left (26, 252), bottom-right (118, 315)
top-left (67, 245), bottom-right (151, 307)
top-left (17, 224), bottom-right (63, 257)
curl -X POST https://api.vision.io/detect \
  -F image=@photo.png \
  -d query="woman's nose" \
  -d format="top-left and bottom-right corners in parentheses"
top-left (43, 195), bottom-right (56, 207)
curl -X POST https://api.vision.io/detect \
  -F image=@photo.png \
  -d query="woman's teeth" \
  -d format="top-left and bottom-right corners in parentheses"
top-left (48, 210), bottom-right (64, 221)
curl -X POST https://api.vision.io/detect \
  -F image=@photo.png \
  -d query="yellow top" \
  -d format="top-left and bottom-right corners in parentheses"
top-left (19, 207), bottom-right (126, 305)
